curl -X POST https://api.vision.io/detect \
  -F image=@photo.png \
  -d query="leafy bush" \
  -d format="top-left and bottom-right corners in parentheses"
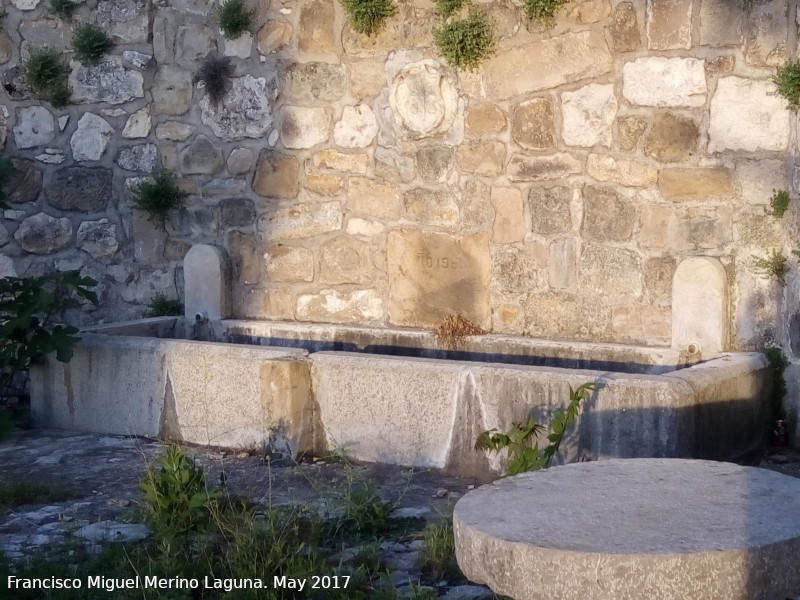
top-left (476, 382), bottom-right (596, 476)
top-left (24, 48), bottom-right (72, 107)
top-left (130, 170), bottom-right (188, 227)
top-left (434, 0), bottom-right (466, 18)
top-left (195, 55), bottom-right (234, 107)
top-left (0, 271), bottom-right (98, 398)
top-left (753, 249), bottom-right (789, 285)
top-left (50, 0), bottom-right (77, 19)
top-left (217, 0), bottom-right (254, 40)
top-left (341, 0), bottom-right (396, 36)
top-left (523, 0), bottom-right (569, 24)
top-left (775, 59), bottom-right (800, 111)
top-left (72, 23), bottom-right (112, 64)
top-left (146, 293), bottom-right (183, 318)
top-left (766, 188), bottom-right (791, 218)
top-left (140, 446), bottom-right (221, 540)
top-left (434, 7), bottom-right (495, 71)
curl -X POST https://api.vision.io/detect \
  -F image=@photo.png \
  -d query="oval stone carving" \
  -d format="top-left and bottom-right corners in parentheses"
top-left (390, 60), bottom-right (458, 139)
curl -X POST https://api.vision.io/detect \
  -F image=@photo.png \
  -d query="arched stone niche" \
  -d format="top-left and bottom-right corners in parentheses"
top-left (671, 257), bottom-right (728, 356)
top-left (389, 59), bottom-right (460, 141)
top-left (184, 244), bottom-right (231, 320)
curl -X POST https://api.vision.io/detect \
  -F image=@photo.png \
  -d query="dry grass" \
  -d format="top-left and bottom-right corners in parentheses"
top-left (434, 314), bottom-right (485, 350)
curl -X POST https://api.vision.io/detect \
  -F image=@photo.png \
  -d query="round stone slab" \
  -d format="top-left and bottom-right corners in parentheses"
top-left (453, 459), bottom-right (800, 600)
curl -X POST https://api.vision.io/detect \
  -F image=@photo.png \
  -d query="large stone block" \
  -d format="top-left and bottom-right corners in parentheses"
top-left (623, 57), bottom-right (706, 107)
top-left (227, 231), bottom-right (261, 285)
top-left (184, 244), bottom-right (231, 319)
top-left (457, 141), bottom-right (505, 176)
top-left (699, 0), bottom-right (743, 47)
top-left (298, 0), bottom-right (337, 54)
top-left (387, 229), bottom-right (490, 328)
top-left (745, 0), bottom-right (788, 67)
top-left (549, 237), bottom-right (578, 290)
top-left (508, 154), bottom-right (581, 182)
top-left (462, 180), bottom-right (494, 229)
top-left (582, 186), bottom-right (635, 242)
top-left (151, 65), bottom-right (193, 115)
top-left (347, 178), bottom-right (401, 219)
top-left (579, 245), bottom-right (642, 299)
top-left (611, 2), bottom-right (642, 51)
top-left (645, 113), bottom-right (698, 162)
top-left (491, 187), bottom-right (525, 245)
top-left (612, 304), bottom-right (671, 343)
top-left (313, 150), bottom-right (369, 174)
top-left (97, 0), bottom-right (149, 44)
top-left (69, 58), bottom-right (145, 105)
top-left (258, 202), bottom-right (343, 240)
top-left (561, 84), bottom-right (617, 148)
top-left (522, 291), bottom-right (612, 341)
top-left (735, 159), bottom-right (786, 206)
top-left (640, 205), bottom-right (733, 251)
top-left (512, 98), bottom-right (555, 150)
top-left (617, 115), bottom-right (647, 151)
top-left (265, 244), bottom-right (314, 283)
top-left (77, 219), bottom-right (118, 259)
top-left (280, 106), bottom-right (332, 149)
top-left (529, 186), bottom-right (572, 236)
top-left (258, 21), bottom-right (293, 54)
top-left (47, 167), bottom-right (111, 212)
top-left (296, 289), bottom-right (384, 323)
top-left (253, 153), bottom-right (300, 198)
top-left (14, 107), bottom-right (55, 149)
top-left (4, 159), bottom-right (42, 204)
top-left (417, 147), bottom-right (453, 183)
top-left (483, 31), bottom-right (612, 99)
top-left (672, 257), bottom-right (727, 353)
top-left (180, 135), bottom-right (224, 175)
top-left (14, 212), bottom-right (72, 254)
top-left (587, 154), bottom-right (658, 187)
top-left (403, 189), bottom-right (459, 226)
top-left (708, 77), bottom-right (789, 153)
top-left (282, 62), bottom-right (345, 102)
top-left (492, 245), bottom-right (545, 295)
top-left (200, 74), bottom-right (276, 140)
top-left (659, 168), bottom-right (733, 201)
top-left (320, 236), bottom-right (376, 284)
top-left (646, 0), bottom-right (692, 50)
top-left (334, 105), bottom-right (378, 148)
top-left (644, 255), bottom-right (676, 306)
top-left (466, 102), bottom-right (506, 135)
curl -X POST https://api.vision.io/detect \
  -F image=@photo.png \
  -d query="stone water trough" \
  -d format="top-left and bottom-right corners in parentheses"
top-left (30, 315), bottom-right (769, 478)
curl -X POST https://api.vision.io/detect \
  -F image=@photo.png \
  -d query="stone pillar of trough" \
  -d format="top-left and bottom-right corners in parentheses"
top-left (184, 244), bottom-right (232, 320)
top-left (671, 257), bottom-right (727, 356)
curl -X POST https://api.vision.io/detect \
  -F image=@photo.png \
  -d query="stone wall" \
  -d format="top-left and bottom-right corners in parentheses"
top-left (0, 0), bottom-right (797, 361)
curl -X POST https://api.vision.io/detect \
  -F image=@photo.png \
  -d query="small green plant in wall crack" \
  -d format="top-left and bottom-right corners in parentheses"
top-left (216, 0), bottom-right (254, 40)
top-left (775, 59), bottom-right (800, 111)
top-left (523, 0), bottom-right (571, 25)
top-left (754, 249), bottom-right (789, 285)
top-left (72, 24), bottom-right (113, 65)
top-left (475, 382), bottom-right (597, 476)
top-left (435, 0), bottom-right (467, 18)
top-left (50, 0), bottom-right (78, 19)
top-left (130, 170), bottom-right (188, 228)
top-left (766, 188), bottom-right (791, 218)
top-left (24, 48), bottom-right (72, 108)
top-left (340, 0), bottom-right (396, 36)
top-left (434, 6), bottom-right (496, 71)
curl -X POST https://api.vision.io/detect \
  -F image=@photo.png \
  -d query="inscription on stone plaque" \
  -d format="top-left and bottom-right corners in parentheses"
top-left (389, 60), bottom-right (459, 140)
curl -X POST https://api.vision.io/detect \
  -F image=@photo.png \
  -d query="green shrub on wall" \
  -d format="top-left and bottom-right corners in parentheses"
top-left (131, 170), bottom-right (188, 228)
top-left (434, 7), bottom-right (495, 71)
top-left (775, 59), bottom-right (800, 111)
top-left (72, 24), bottom-right (113, 65)
top-left (340, 0), bottom-right (396, 36)
top-left (24, 48), bottom-right (71, 108)
top-left (435, 0), bottom-right (467, 19)
top-left (523, 0), bottom-right (571, 24)
top-left (216, 0), bottom-right (254, 40)
top-left (195, 55), bottom-right (235, 107)
top-left (50, 0), bottom-right (77, 19)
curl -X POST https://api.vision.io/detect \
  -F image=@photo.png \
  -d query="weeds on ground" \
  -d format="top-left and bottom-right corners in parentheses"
top-left (419, 518), bottom-right (460, 581)
top-left (0, 479), bottom-right (82, 508)
top-left (753, 249), bottom-right (789, 285)
top-left (766, 189), bottom-right (791, 218)
top-left (341, 0), bottom-right (396, 36)
top-left (145, 293), bottom-right (183, 317)
top-left (476, 382), bottom-right (597, 476)
top-left (433, 7), bottom-right (495, 71)
top-left (72, 24), bottom-right (112, 64)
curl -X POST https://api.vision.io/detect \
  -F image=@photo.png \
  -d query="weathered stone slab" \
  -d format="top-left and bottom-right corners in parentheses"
top-left (320, 236), bottom-right (376, 284)
top-left (492, 245), bottom-right (544, 295)
top-left (708, 77), bottom-right (789, 153)
top-left (457, 141), bottom-right (505, 176)
top-left (672, 257), bottom-right (727, 353)
top-left (659, 168), bottom-right (733, 201)
top-left (77, 219), bottom-right (118, 258)
top-left (587, 154), bottom-right (658, 187)
top-left (70, 113), bottom-right (113, 162)
top-left (281, 62), bottom-right (345, 102)
top-left (253, 153), bottom-right (299, 198)
top-left (298, 0), bottom-right (337, 54)
top-left (297, 289), bottom-right (384, 323)
top-left (258, 21), bottom-right (293, 54)
top-left (347, 178), bottom-right (401, 219)
top-left (617, 115), bottom-right (647, 151)
top-left (403, 188), bottom-right (459, 226)
top-left (582, 186), bottom-right (635, 242)
top-left (184, 244), bottom-right (231, 319)
top-left (549, 238), bottom-right (578, 290)
top-left (14, 212), bottom-right (72, 254)
top-left (219, 198), bottom-right (255, 228)
top-left (483, 31), bottom-right (612, 99)
top-left (611, 2), bottom-right (642, 51)
top-left (96, 0), bottom-right (149, 43)
top-left (258, 202), bottom-right (343, 240)
top-left (561, 84), bottom-right (617, 148)
top-left (646, 0), bottom-right (692, 50)
top-left (512, 98), bottom-right (555, 150)
top-left (745, 0), bottom-right (787, 67)
top-left (266, 244), bottom-right (314, 283)
top-left (417, 147), bottom-right (453, 183)
top-left (47, 167), bottom-right (111, 212)
top-left (334, 104), bottom-right (378, 148)
top-left (122, 107), bottom-right (151, 139)
top-left (151, 65), bottom-right (193, 116)
top-left (491, 188), bottom-right (525, 245)
top-left (200, 74), bottom-right (276, 140)
top-left (3, 160), bottom-right (41, 204)
top-left (529, 186), bottom-right (572, 235)
top-left (622, 57), bottom-right (706, 107)
top-left (280, 106), bottom-right (332, 149)
top-left (117, 144), bottom-right (159, 173)
top-left (466, 102), bottom-right (506, 135)
top-left (579, 244), bottom-right (641, 299)
top-left (387, 229), bottom-right (490, 328)
top-left (640, 205), bottom-right (733, 251)
top-left (645, 113), bottom-right (698, 162)
top-left (735, 159), bottom-right (786, 206)
top-left (69, 58), bottom-right (144, 105)
top-left (19, 17), bottom-right (70, 50)
top-left (390, 60), bottom-right (461, 141)
top-left (508, 154), bottom-right (581, 182)
top-left (175, 24), bottom-right (216, 61)
top-left (699, 0), bottom-right (743, 47)
top-left (313, 150), bottom-right (369, 174)
top-left (13, 107), bottom-right (55, 149)
top-left (180, 135), bottom-right (223, 175)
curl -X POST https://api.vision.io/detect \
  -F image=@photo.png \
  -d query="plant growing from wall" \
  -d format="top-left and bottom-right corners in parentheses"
top-left (24, 48), bottom-right (71, 108)
top-left (775, 59), bottom-right (800, 110)
top-left (130, 170), bottom-right (188, 228)
top-left (340, 0), bottom-right (396, 36)
top-left (0, 158), bottom-right (13, 210)
top-left (72, 23), bottom-right (112, 64)
top-left (195, 55), bottom-right (235, 108)
top-left (50, 0), bottom-right (77, 19)
top-left (523, 0), bottom-right (570, 25)
top-left (0, 271), bottom-right (98, 398)
top-left (766, 189), bottom-right (791, 218)
top-left (145, 294), bottom-right (183, 318)
top-left (433, 7), bottom-right (495, 71)
top-left (216, 0), bottom-right (254, 40)
top-left (764, 346), bottom-right (788, 422)
top-left (754, 249), bottom-right (789, 285)
top-left (434, 0), bottom-right (466, 18)
top-left (475, 382), bottom-right (596, 476)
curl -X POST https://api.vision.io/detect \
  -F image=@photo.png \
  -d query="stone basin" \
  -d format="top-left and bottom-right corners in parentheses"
top-left (453, 459), bottom-right (800, 600)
